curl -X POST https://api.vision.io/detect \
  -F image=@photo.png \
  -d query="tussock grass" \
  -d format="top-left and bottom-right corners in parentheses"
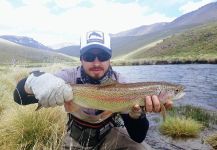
top-left (160, 116), bottom-right (203, 138)
top-left (0, 65), bottom-right (69, 149)
top-left (205, 132), bottom-right (217, 149)
top-left (0, 106), bottom-right (66, 150)
top-left (168, 105), bottom-right (217, 127)
top-left (159, 105), bottom-right (217, 138)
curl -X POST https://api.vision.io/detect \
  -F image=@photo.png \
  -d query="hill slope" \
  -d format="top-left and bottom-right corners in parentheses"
top-left (0, 35), bottom-right (52, 51)
top-left (111, 2), bottom-right (217, 58)
top-left (0, 39), bottom-right (77, 64)
top-left (122, 22), bottom-right (217, 63)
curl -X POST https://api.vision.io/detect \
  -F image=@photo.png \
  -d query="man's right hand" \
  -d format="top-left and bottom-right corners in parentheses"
top-left (25, 72), bottom-right (73, 108)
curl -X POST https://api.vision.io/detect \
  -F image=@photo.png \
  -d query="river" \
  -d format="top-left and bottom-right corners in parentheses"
top-left (113, 64), bottom-right (217, 111)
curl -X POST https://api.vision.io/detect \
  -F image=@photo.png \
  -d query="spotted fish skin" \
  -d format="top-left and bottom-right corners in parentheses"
top-left (70, 80), bottom-right (185, 113)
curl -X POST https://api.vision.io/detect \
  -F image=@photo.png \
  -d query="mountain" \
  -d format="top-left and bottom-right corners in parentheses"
top-left (50, 42), bottom-right (75, 49)
top-left (110, 2), bottom-right (217, 58)
top-left (0, 38), bottom-right (77, 64)
top-left (57, 2), bottom-right (217, 58)
top-left (56, 45), bottom-right (80, 57)
top-left (120, 21), bottom-right (217, 63)
top-left (115, 2), bottom-right (217, 37)
top-left (112, 22), bottom-right (169, 37)
top-left (0, 35), bottom-right (52, 51)
top-left (168, 2), bottom-right (217, 28)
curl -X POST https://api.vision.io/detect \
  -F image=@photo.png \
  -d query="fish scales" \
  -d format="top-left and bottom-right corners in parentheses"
top-left (70, 81), bottom-right (185, 112)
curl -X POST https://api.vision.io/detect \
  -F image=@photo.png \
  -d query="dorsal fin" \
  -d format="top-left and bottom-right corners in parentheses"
top-left (98, 78), bottom-right (118, 88)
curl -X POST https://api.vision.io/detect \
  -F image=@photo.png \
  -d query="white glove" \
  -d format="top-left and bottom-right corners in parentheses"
top-left (25, 72), bottom-right (73, 108)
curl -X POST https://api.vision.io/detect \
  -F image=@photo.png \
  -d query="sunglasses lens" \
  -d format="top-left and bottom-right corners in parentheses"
top-left (82, 52), bottom-right (111, 62)
top-left (97, 53), bottom-right (111, 61)
top-left (82, 53), bottom-right (96, 62)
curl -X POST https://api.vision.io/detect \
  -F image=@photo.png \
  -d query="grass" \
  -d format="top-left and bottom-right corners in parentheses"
top-left (0, 106), bottom-right (66, 150)
top-left (112, 21), bottom-right (217, 65)
top-left (0, 38), bottom-right (78, 64)
top-left (205, 132), bottom-right (217, 149)
top-left (0, 64), bottom-right (216, 149)
top-left (159, 116), bottom-right (203, 138)
top-left (0, 64), bottom-right (70, 150)
top-left (160, 105), bottom-right (217, 140)
top-left (168, 105), bottom-right (217, 127)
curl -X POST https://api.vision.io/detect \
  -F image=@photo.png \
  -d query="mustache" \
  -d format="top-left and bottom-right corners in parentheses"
top-left (89, 67), bottom-right (104, 71)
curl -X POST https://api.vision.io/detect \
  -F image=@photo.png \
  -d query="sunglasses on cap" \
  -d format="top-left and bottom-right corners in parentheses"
top-left (82, 52), bottom-right (111, 62)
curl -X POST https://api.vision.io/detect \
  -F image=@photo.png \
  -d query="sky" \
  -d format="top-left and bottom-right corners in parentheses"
top-left (0, 0), bottom-right (216, 47)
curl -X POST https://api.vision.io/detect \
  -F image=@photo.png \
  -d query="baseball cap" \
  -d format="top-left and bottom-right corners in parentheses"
top-left (80, 31), bottom-right (112, 56)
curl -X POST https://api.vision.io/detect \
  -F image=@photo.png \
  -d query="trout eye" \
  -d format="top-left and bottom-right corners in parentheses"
top-left (175, 89), bottom-right (180, 94)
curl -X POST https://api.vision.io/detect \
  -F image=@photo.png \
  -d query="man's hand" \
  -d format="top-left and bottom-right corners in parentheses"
top-left (25, 72), bottom-right (73, 108)
top-left (129, 95), bottom-right (173, 119)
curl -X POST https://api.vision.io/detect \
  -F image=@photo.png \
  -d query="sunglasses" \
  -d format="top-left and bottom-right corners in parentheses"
top-left (82, 52), bottom-right (111, 62)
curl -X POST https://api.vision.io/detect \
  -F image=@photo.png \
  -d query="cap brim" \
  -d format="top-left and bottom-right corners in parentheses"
top-left (80, 44), bottom-right (112, 56)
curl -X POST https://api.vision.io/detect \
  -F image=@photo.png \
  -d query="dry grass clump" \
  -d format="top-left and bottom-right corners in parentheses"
top-left (160, 116), bottom-right (203, 138)
top-left (0, 65), bottom-right (69, 149)
top-left (0, 106), bottom-right (66, 150)
top-left (205, 132), bottom-right (217, 149)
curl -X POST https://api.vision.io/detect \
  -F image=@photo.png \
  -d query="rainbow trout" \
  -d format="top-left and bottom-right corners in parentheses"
top-left (70, 79), bottom-right (185, 114)
top-left (36, 79), bottom-right (185, 120)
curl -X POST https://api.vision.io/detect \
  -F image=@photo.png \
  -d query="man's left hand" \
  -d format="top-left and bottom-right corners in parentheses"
top-left (129, 95), bottom-right (173, 119)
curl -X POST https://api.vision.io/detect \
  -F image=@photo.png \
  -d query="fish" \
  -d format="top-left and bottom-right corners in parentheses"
top-left (36, 79), bottom-right (185, 120)
top-left (71, 79), bottom-right (185, 114)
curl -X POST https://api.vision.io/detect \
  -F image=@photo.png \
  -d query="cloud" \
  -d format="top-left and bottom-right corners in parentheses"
top-left (179, 0), bottom-right (215, 14)
top-left (0, 0), bottom-right (175, 45)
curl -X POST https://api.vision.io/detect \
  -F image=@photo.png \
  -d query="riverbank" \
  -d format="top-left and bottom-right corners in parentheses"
top-left (145, 113), bottom-right (216, 150)
top-left (112, 58), bottom-right (217, 66)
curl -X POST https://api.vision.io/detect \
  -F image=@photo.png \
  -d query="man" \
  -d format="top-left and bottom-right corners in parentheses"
top-left (14, 30), bottom-right (173, 150)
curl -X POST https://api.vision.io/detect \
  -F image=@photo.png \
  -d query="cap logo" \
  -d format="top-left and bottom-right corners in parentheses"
top-left (86, 31), bottom-right (104, 44)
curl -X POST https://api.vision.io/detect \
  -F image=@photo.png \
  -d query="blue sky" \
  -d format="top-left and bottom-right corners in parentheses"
top-left (0, 0), bottom-right (216, 47)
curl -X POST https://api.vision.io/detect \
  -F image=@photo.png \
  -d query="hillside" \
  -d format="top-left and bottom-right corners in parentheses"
top-left (168, 2), bottom-right (217, 28)
top-left (119, 22), bottom-right (217, 64)
top-left (110, 2), bottom-right (217, 58)
top-left (56, 45), bottom-right (80, 58)
top-left (0, 35), bottom-right (52, 51)
top-left (0, 39), bottom-right (77, 64)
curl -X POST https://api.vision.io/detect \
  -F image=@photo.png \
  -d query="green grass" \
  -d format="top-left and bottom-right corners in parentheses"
top-left (159, 116), bottom-right (203, 138)
top-left (168, 105), bottom-right (217, 127)
top-left (159, 105), bottom-right (217, 139)
top-left (0, 38), bottom-right (79, 64)
top-left (113, 21), bottom-right (217, 65)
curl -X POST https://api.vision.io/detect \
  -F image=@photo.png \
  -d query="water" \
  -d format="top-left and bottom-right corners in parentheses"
top-left (113, 64), bottom-right (217, 111)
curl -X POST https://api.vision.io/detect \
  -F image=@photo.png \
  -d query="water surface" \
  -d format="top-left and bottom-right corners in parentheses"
top-left (113, 64), bottom-right (217, 111)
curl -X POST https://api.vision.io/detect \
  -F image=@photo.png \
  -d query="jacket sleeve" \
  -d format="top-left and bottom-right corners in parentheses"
top-left (121, 114), bottom-right (149, 143)
top-left (13, 77), bottom-right (38, 105)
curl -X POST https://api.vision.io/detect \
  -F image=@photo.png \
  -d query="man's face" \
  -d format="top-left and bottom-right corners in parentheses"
top-left (81, 49), bottom-right (111, 79)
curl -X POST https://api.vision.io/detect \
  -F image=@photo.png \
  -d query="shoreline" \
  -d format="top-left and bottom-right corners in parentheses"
top-left (112, 59), bottom-right (217, 66)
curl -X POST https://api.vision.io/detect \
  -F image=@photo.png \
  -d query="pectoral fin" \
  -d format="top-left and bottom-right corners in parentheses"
top-left (160, 103), bottom-right (166, 121)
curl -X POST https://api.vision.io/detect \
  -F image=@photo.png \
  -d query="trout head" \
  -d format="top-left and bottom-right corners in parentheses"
top-left (158, 84), bottom-right (185, 103)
